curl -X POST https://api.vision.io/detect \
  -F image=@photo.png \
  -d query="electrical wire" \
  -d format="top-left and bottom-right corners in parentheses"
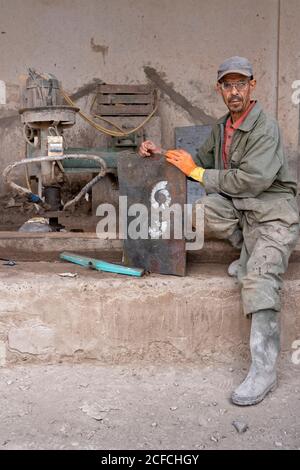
top-left (60, 88), bottom-right (158, 137)
top-left (93, 114), bottom-right (126, 133)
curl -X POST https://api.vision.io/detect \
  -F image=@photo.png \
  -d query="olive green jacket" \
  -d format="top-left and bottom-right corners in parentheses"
top-left (194, 101), bottom-right (297, 203)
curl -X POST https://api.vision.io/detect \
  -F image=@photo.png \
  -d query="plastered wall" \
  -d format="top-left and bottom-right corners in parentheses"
top-left (0, 0), bottom-right (298, 192)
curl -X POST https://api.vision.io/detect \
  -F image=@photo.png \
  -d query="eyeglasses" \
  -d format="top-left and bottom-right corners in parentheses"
top-left (220, 80), bottom-right (250, 91)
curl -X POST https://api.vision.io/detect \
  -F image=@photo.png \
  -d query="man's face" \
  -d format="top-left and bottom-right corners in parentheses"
top-left (216, 73), bottom-right (256, 114)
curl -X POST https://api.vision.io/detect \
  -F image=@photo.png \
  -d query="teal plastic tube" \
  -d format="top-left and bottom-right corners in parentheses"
top-left (60, 252), bottom-right (144, 277)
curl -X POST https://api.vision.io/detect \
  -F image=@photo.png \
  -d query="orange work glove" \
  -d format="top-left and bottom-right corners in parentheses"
top-left (165, 149), bottom-right (205, 182)
top-left (165, 149), bottom-right (198, 176)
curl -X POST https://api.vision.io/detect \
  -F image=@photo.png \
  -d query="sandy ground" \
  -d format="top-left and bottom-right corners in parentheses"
top-left (0, 359), bottom-right (299, 450)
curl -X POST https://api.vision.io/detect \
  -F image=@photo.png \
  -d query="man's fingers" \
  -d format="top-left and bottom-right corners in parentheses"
top-left (138, 140), bottom-right (160, 157)
top-left (139, 151), bottom-right (150, 157)
top-left (138, 141), bottom-right (154, 157)
top-left (138, 147), bottom-right (148, 157)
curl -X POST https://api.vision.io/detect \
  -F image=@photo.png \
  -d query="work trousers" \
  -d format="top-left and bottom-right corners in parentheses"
top-left (198, 193), bottom-right (300, 315)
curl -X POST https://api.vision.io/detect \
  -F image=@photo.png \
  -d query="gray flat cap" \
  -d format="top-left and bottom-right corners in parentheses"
top-left (217, 56), bottom-right (253, 81)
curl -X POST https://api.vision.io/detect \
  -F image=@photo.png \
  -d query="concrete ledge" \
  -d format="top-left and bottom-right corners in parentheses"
top-left (0, 231), bottom-right (299, 264)
top-left (0, 232), bottom-right (122, 262)
top-left (0, 261), bottom-right (299, 365)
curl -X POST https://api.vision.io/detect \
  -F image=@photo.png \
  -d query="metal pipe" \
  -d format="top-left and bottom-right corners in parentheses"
top-left (2, 154), bottom-right (107, 211)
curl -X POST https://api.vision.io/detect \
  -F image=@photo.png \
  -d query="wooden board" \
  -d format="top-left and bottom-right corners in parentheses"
top-left (96, 84), bottom-right (155, 116)
top-left (98, 104), bottom-right (153, 116)
top-left (98, 84), bottom-right (153, 94)
top-left (118, 154), bottom-right (186, 276)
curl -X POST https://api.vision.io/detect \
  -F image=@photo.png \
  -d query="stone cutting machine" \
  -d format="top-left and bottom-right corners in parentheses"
top-left (3, 69), bottom-right (158, 230)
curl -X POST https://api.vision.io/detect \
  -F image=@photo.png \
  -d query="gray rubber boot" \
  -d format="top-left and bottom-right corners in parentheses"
top-left (231, 309), bottom-right (280, 406)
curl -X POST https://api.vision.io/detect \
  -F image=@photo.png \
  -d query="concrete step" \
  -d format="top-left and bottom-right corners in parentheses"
top-left (1, 231), bottom-right (300, 264)
top-left (0, 231), bottom-right (122, 262)
top-left (0, 260), bottom-right (299, 366)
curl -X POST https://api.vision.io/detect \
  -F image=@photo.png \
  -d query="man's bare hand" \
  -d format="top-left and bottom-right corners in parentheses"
top-left (138, 140), bottom-right (163, 157)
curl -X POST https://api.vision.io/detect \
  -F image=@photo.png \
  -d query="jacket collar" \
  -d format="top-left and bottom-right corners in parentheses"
top-left (217, 101), bottom-right (262, 131)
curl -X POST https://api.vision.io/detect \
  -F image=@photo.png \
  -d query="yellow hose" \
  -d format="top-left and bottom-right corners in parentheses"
top-left (93, 114), bottom-right (126, 133)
